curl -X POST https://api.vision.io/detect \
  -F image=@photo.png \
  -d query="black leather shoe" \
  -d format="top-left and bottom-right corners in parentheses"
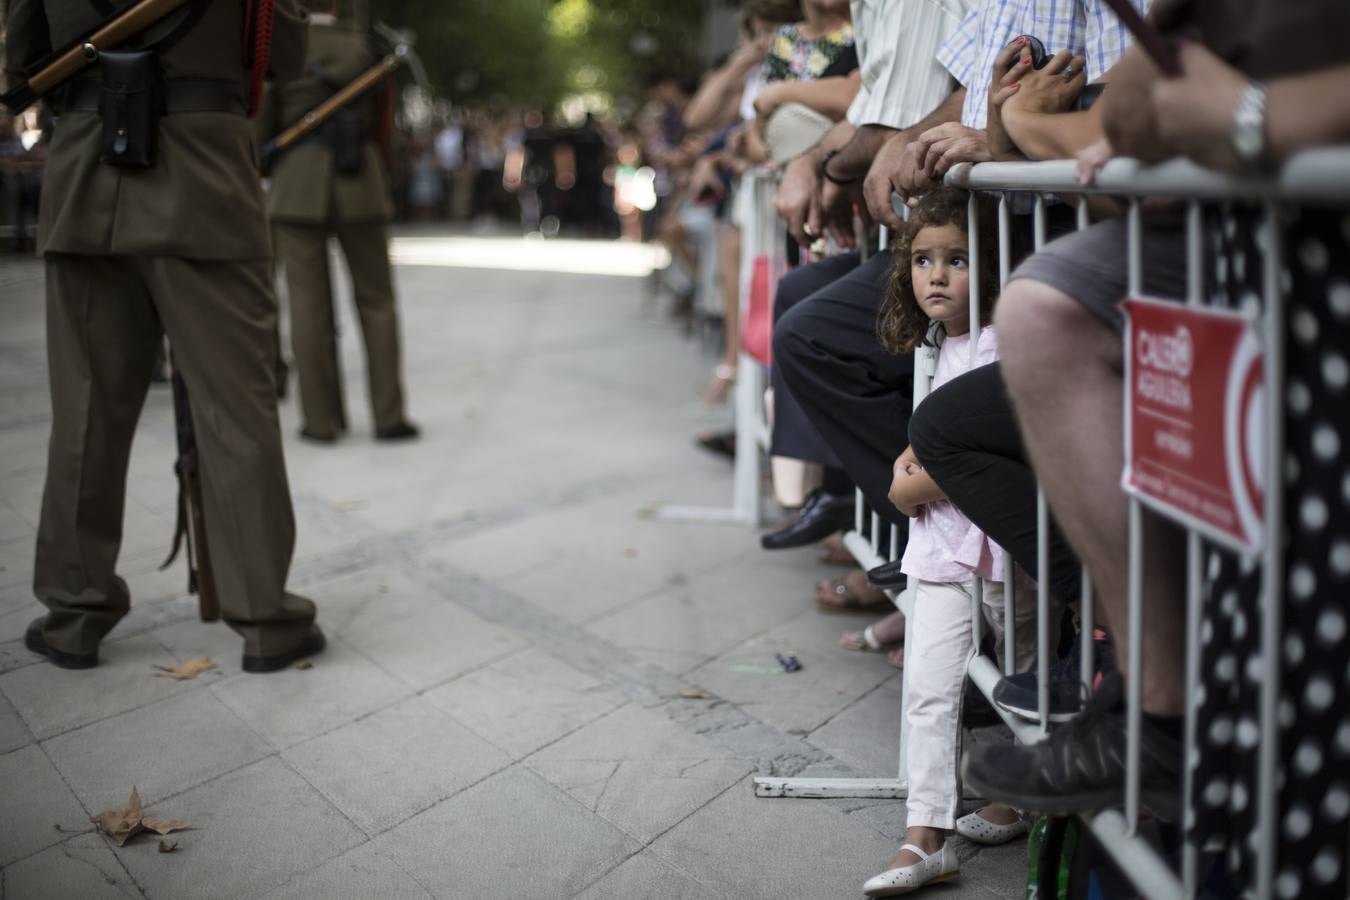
top-left (866, 558), bottom-right (907, 589)
top-left (299, 426), bottom-right (338, 444)
top-left (375, 421), bottom-right (420, 442)
top-left (24, 618), bottom-right (98, 669)
top-left (760, 490), bottom-right (856, 550)
top-left (241, 625), bottom-right (327, 673)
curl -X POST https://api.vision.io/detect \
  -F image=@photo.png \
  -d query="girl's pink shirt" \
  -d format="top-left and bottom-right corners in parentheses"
top-left (900, 326), bottom-right (1006, 583)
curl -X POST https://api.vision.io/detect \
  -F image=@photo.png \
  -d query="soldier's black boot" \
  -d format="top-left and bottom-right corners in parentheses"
top-left (24, 618), bottom-right (99, 669)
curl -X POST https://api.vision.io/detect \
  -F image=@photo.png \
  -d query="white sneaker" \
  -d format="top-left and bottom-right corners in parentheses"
top-left (955, 809), bottom-right (1029, 845)
top-left (862, 842), bottom-right (959, 896)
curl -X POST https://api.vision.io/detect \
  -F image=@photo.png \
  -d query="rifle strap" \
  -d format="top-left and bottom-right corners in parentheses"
top-left (160, 465), bottom-right (188, 570)
top-left (243, 0), bottom-right (274, 118)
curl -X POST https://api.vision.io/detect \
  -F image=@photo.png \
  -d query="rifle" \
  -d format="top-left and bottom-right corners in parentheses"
top-left (1, 0), bottom-right (194, 114)
top-left (159, 356), bottom-right (219, 622)
top-left (258, 34), bottom-right (410, 168)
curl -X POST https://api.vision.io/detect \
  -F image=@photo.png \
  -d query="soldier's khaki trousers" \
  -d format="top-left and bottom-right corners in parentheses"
top-left (273, 220), bottom-right (407, 436)
top-left (34, 253), bottom-right (316, 657)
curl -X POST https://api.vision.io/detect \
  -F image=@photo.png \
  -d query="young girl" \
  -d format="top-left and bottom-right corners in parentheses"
top-left (863, 188), bottom-right (1038, 897)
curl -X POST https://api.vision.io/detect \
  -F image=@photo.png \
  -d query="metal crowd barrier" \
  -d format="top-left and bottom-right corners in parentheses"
top-left (657, 170), bottom-right (782, 527)
top-left (754, 147), bottom-right (1350, 900)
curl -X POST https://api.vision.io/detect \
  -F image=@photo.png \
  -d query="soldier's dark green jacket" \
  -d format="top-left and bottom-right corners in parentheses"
top-left (255, 19), bottom-right (393, 224)
top-left (3, 0), bottom-right (308, 258)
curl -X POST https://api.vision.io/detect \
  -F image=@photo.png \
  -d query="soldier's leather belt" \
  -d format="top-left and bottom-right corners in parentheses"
top-left (66, 78), bottom-right (245, 115)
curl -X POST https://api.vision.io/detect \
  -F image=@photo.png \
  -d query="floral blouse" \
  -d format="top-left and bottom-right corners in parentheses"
top-left (762, 22), bottom-right (857, 82)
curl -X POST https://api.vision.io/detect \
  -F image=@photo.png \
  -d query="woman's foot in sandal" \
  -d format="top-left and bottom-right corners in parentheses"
top-left (814, 569), bottom-right (892, 613)
top-left (816, 533), bottom-right (854, 567)
top-left (840, 611), bottom-right (905, 652)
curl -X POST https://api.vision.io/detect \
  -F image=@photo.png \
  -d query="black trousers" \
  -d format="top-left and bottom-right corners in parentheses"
top-left (769, 251), bottom-right (859, 468)
top-left (908, 361), bottom-right (1083, 602)
top-left (773, 250), bottom-right (913, 529)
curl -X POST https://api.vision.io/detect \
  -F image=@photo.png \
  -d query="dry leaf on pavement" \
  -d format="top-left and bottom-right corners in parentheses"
top-left (91, 788), bottom-right (191, 848)
top-left (142, 817), bottom-right (190, 836)
top-left (158, 841), bottom-right (178, 853)
top-left (91, 787), bottom-right (145, 847)
top-left (153, 658), bottom-right (216, 680)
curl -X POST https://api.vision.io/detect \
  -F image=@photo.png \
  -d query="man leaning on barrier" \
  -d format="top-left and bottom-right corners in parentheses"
top-left (964, 0), bottom-right (1350, 834)
top-left (6, 0), bottom-right (327, 673)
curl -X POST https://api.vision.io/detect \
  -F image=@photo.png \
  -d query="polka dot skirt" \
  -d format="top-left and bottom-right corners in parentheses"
top-left (1190, 205), bottom-right (1350, 898)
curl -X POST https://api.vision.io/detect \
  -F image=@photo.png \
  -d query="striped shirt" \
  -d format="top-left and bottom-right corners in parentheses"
top-left (846, 0), bottom-right (973, 131)
top-left (936, 0), bottom-right (1147, 127)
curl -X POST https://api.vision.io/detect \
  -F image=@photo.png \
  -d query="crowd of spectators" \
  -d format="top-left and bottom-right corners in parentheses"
top-left (0, 108), bottom-right (45, 252)
top-left (650, 0), bottom-right (1350, 897)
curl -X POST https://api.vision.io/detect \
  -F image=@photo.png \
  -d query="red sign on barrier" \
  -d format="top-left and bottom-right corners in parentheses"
top-left (1122, 297), bottom-right (1265, 554)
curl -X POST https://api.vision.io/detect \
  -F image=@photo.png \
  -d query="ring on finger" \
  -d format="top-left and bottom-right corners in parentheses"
top-left (1060, 66), bottom-right (1076, 80)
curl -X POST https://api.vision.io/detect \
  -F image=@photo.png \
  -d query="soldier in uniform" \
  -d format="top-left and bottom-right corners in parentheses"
top-left (258, 0), bottom-right (418, 444)
top-left (5, 0), bottom-right (326, 672)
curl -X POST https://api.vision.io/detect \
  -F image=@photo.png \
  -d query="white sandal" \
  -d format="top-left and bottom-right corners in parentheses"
top-left (862, 842), bottom-right (959, 896)
top-left (955, 809), bottom-right (1029, 845)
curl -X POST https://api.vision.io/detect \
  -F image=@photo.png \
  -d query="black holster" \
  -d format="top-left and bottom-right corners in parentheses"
top-left (98, 50), bottom-right (162, 168)
top-left (326, 106), bottom-right (366, 176)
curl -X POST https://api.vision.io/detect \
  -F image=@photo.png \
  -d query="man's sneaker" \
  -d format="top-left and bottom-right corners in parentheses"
top-left (961, 672), bottom-right (1181, 820)
top-left (992, 630), bottom-right (1113, 723)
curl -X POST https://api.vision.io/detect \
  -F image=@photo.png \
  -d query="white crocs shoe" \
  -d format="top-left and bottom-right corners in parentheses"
top-left (955, 808), bottom-right (1029, 845)
top-left (862, 842), bottom-right (959, 896)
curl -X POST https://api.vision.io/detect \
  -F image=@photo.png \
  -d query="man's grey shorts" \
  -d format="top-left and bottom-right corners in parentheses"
top-left (1008, 211), bottom-right (1189, 333)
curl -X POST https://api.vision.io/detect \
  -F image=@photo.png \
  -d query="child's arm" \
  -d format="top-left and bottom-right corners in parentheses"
top-left (889, 447), bottom-right (947, 517)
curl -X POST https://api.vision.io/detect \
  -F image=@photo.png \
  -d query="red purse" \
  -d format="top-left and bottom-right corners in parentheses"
top-left (740, 254), bottom-right (774, 365)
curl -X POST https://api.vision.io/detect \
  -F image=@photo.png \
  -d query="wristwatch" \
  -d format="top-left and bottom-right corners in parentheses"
top-left (819, 149), bottom-right (858, 186)
top-left (1231, 80), bottom-right (1269, 171)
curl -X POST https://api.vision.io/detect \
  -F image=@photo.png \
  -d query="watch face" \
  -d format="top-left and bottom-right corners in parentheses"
top-left (1234, 126), bottom-right (1262, 160)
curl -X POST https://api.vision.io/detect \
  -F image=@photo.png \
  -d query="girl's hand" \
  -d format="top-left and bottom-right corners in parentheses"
top-left (888, 457), bottom-right (925, 517)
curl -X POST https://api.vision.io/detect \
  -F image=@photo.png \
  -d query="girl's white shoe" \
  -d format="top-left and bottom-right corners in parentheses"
top-left (862, 842), bottom-right (959, 897)
top-left (954, 809), bottom-right (1029, 845)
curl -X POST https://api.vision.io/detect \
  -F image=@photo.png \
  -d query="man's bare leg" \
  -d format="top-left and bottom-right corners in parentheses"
top-left (996, 280), bottom-right (1185, 716)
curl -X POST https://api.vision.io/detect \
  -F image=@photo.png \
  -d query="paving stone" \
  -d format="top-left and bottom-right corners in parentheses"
top-left (0, 634), bottom-right (194, 740)
top-left (336, 571), bottom-right (528, 689)
top-left (584, 553), bottom-right (823, 676)
top-left (649, 779), bottom-right (900, 900)
top-left (375, 765), bottom-right (639, 899)
top-left (209, 638), bottom-right (410, 750)
top-left (115, 757), bottom-right (365, 900)
top-left (43, 690), bottom-right (272, 811)
top-left (574, 850), bottom-right (726, 900)
top-left (149, 618), bottom-right (252, 678)
top-left (0, 687), bottom-right (32, 754)
top-left (683, 612), bottom-right (899, 735)
top-left (807, 671), bottom-right (904, 777)
top-left (0, 744), bottom-right (90, 866)
top-left (259, 841), bottom-right (432, 900)
top-left (0, 501), bottom-right (31, 544)
top-left (527, 704), bottom-right (750, 843)
top-left (0, 833), bottom-right (141, 898)
top-left (422, 647), bottom-right (624, 758)
top-left (282, 696), bottom-right (510, 835)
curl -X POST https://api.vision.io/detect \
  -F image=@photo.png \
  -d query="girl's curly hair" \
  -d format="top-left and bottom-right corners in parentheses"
top-left (877, 186), bottom-right (999, 354)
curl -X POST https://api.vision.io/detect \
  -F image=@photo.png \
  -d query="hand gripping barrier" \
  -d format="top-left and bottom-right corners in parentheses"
top-left (753, 147), bottom-right (1350, 900)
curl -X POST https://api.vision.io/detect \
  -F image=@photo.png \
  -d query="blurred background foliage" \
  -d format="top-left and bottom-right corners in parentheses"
top-left (360, 0), bottom-right (728, 114)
